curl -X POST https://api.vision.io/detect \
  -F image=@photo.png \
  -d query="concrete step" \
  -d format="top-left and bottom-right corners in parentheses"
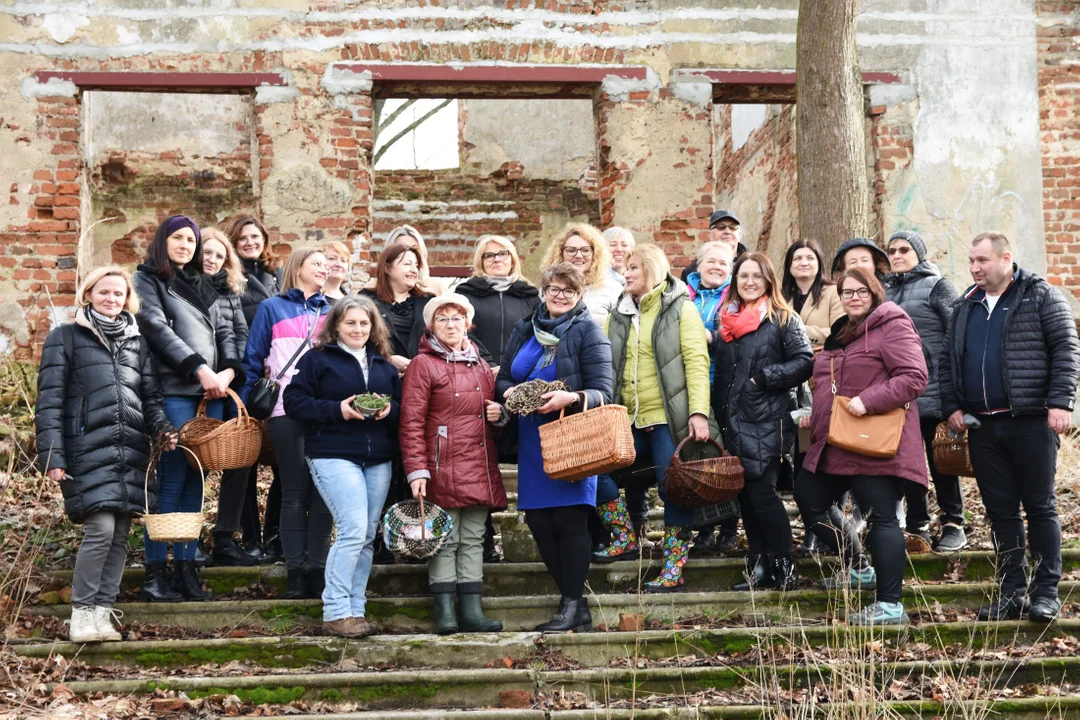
top-left (16, 620), bottom-right (1080, 670)
top-left (52, 657), bottom-right (1080, 711)
top-left (45, 550), bottom-right (1080, 598)
top-left (29, 581), bottom-right (1080, 633)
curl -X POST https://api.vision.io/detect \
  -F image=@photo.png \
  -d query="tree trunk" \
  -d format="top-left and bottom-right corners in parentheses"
top-left (796, 0), bottom-right (871, 266)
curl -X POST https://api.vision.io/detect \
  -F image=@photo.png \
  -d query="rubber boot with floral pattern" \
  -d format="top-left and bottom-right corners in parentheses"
top-left (644, 527), bottom-right (689, 593)
top-left (592, 497), bottom-right (639, 563)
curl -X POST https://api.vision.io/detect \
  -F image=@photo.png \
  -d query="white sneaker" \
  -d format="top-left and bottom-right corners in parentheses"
top-left (92, 606), bottom-right (123, 641)
top-left (69, 606), bottom-right (103, 643)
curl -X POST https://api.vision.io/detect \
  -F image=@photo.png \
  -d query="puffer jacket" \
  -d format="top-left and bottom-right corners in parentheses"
top-left (133, 267), bottom-right (245, 397)
top-left (803, 302), bottom-right (929, 487)
top-left (213, 287), bottom-right (249, 358)
top-left (712, 314), bottom-right (813, 480)
top-left (398, 335), bottom-right (507, 510)
top-left (239, 258), bottom-right (281, 328)
top-left (35, 310), bottom-right (172, 523)
top-left (884, 261), bottom-right (957, 418)
top-left (940, 266), bottom-right (1080, 417)
top-left (456, 276), bottom-right (541, 362)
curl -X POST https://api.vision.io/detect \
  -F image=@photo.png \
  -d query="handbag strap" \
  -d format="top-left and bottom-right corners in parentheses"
top-left (830, 356), bottom-right (837, 396)
top-left (274, 307), bottom-right (322, 381)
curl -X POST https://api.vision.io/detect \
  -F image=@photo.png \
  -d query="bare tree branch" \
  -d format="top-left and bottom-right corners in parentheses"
top-left (373, 99), bottom-right (453, 166)
top-left (374, 98), bottom-right (418, 148)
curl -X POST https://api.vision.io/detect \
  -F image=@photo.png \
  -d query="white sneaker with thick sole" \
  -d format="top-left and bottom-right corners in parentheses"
top-left (69, 606), bottom-right (103, 643)
top-left (93, 606), bottom-right (123, 641)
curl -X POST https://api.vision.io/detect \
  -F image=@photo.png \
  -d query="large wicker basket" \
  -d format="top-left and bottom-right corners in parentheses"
top-left (179, 388), bottom-right (262, 471)
top-left (931, 423), bottom-right (975, 477)
top-left (539, 397), bottom-right (636, 482)
top-left (664, 437), bottom-right (745, 508)
top-left (382, 496), bottom-right (454, 560)
top-left (143, 444), bottom-right (206, 542)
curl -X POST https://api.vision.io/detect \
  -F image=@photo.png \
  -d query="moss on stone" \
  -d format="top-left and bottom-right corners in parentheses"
top-left (364, 601), bottom-right (430, 622)
top-left (135, 642), bottom-right (338, 669)
top-left (259, 604), bottom-right (323, 621)
top-left (348, 682), bottom-right (442, 702)
top-left (185, 685), bottom-right (307, 705)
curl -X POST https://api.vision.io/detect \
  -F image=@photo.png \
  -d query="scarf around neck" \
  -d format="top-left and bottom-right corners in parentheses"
top-left (206, 269), bottom-right (232, 296)
top-left (428, 334), bottom-right (480, 364)
top-left (170, 264), bottom-right (218, 315)
top-left (718, 296), bottom-right (768, 342)
top-left (532, 301), bottom-right (584, 369)
top-left (484, 275), bottom-right (517, 294)
top-left (88, 308), bottom-right (139, 349)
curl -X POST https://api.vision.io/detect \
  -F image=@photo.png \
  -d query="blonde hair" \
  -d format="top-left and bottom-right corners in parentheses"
top-left (279, 246), bottom-right (327, 296)
top-left (602, 226), bottom-right (636, 249)
top-left (471, 235), bottom-right (520, 277)
top-left (541, 223), bottom-right (611, 288)
top-left (321, 240), bottom-right (352, 266)
top-left (626, 244), bottom-right (671, 293)
top-left (201, 228), bottom-right (247, 295)
top-left (696, 240), bottom-right (736, 265)
top-left (78, 265), bottom-right (140, 314)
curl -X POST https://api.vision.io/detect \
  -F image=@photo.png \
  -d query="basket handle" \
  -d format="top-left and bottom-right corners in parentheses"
top-left (672, 435), bottom-right (728, 462)
top-left (418, 493), bottom-right (427, 541)
top-left (197, 387), bottom-right (250, 422)
top-left (144, 443), bottom-right (206, 516)
top-left (556, 392), bottom-right (603, 420)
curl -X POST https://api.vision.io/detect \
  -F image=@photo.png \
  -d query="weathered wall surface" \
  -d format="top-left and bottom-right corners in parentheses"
top-left (0, 0), bottom-right (1068, 356)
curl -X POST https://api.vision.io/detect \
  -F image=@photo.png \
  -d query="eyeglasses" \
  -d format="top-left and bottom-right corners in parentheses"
top-left (887, 246), bottom-right (913, 256)
top-left (434, 315), bottom-right (467, 327)
top-left (482, 250), bottom-right (511, 262)
top-left (563, 247), bottom-right (594, 258)
top-left (840, 288), bottom-right (872, 299)
top-left (712, 223), bottom-right (739, 232)
top-left (543, 285), bottom-right (579, 300)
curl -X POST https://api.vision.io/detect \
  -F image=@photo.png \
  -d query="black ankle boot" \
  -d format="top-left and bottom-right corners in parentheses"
top-left (769, 554), bottom-right (798, 591)
top-left (731, 554), bottom-right (770, 591)
top-left (431, 582), bottom-right (458, 635)
top-left (173, 560), bottom-right (214, 601)
top-left (536, 597), bottom-right (592, 633)
top-left (306, 566), bottom-right (325, 599)
top-left (213, 533), bottom-right (258, 567)
top-left (140, 562), bottom-right (182, 603)
top-left (284, 568), bottom-right (308, 599)
top-left (457, 582), bottom-right (502, 632)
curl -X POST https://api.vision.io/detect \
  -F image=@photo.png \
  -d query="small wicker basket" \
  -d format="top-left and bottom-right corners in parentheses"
top-left (143, 444), bottom-right (206, 542)
top-left (931, 423), bottom-right (975, 477)
top-left (179, 388), bottom-right (262, 471)
top-left (382, 496), bottom-right (454, 560)
top-left (664, 437), bottom-right (745, 508)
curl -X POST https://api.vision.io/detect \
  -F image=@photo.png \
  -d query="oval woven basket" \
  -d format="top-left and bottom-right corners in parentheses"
top-left (382, 496), bottom-right (454, 560)
top-left (179, 388), bottom-right (262, 471)
top-left (931, 422), bottom-right (974, 477)
top-left (143, 444), bottom-right (206, 542)
top-left (664, 437), bottom-right (745, 508)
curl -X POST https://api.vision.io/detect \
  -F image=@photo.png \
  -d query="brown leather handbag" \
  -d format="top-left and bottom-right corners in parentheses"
top-left (826, 357), bottom-right (907, 459)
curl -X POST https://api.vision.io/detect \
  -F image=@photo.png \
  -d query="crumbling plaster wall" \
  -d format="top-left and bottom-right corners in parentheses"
top-left (0, 0), bottom-right (1061, 356)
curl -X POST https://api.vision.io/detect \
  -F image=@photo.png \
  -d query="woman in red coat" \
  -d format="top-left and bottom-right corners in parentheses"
top-left (399, 293), bottom-right (508, 635)
top-left (794, 268), bottom-right (928, 626)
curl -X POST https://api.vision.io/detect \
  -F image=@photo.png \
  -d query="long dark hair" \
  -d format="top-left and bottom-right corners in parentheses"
top-left (145, 216), bottom-right (203, 280)
top-left (781, 239), bottom-right (829, 306)
top-left (316, 295), bottom-right (393, 360)
top-left (374, 243), bottom-right (427, 304)
top-left (834, 268), bottom-right (886, 346)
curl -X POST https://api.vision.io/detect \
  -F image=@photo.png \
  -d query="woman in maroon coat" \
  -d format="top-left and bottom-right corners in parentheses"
top-left (794, 268), bottom-right (928, 626)
top-left (399, 293), bottom-right (508, 635)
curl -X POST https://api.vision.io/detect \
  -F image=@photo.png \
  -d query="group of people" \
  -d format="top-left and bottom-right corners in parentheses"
top-left (36, 207), bottom-right (1078, 643)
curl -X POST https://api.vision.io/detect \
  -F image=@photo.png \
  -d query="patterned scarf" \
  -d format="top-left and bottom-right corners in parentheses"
top-left (484, 275), bottom-right (516, 293)
top-left (427, 334), bottom-right (481, 364)
top-left (531, 301), bottom-right (585, 369)
top-left (88, 309), bottom-right (139, 350)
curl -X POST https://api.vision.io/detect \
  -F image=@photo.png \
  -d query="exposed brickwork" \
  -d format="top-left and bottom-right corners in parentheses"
top-left (870, 104), bottom-right (916, 242)
top-left (1037, 1), bottom-right (1080, 299)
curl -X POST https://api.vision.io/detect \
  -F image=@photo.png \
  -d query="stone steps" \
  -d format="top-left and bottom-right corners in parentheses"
top-left (51, 657), bottom-right (1080, 711)
top-left (16, 621), bottom-right (1080, 670)
top-left (29, 582), bottom-right (1080, 633)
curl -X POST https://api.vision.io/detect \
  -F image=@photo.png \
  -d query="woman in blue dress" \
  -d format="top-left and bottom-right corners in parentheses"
top-left (496, 263), bottom-right (614, 633)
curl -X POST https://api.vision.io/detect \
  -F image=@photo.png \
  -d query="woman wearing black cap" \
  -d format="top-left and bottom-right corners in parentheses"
top-left (884, 230), bottom-right (963, 552)
top-left (831, 238), bottom-right (890, 283)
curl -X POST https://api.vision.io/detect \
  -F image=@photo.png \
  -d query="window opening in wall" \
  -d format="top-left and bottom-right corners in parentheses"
top-left (373, 99), bottom-right (459, 171)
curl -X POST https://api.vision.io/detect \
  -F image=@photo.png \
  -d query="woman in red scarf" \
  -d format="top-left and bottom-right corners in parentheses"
top-left (712, 253), bottom-right (813, 591)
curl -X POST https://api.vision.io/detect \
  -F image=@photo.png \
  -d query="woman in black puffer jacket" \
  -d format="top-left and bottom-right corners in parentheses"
top-left (36, 265), bottom-right (175, 643)
top-left (712, 253), bottom-right (813, 592)
top-left (133, 215), bottom-right (245, 603)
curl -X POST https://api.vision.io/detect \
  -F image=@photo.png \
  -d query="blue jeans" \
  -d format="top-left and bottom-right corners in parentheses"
top-left (307, 458), bottom-right (393, 621)
top-left (145, 396), bottom-right (223, 563)
top-left (596, 424), bottom-right (692, 527)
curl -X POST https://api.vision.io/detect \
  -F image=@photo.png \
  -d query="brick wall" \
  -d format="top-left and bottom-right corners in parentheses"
top-left (1037, 1), bottom-right (1080, 301)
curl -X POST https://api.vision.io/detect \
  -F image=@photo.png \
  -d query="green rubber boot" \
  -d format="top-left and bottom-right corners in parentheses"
top-left (457, 582), bottom-right (502, 632)
top-left (430, 582), bottom-right (459, 635)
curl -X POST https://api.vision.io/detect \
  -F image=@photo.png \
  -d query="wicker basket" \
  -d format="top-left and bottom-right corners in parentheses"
top-left (143, 445), bottom-right (206, 542)
top-left (382, 496), bottom-right (454, 560)
top-left (664, 437), bottom-right (745, 509)
top-left (931, 422), bottom-right (975, 477)
top-left (539, 397), bottom-right (636, 482)
top-left (179, 388), bottom-right (262, 471)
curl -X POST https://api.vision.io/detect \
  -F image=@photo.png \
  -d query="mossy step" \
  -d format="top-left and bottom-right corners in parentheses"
top-left (46, 549), bottom-right (1080, 598)
top-left (271, 696), bottom-right (1080, 720)
top-left (18, 620), bottom-right (1080, 671)
top-left (30, 581), bottom-right (1080, 633)
top-left (53, 658), bottom-right (1080, 710)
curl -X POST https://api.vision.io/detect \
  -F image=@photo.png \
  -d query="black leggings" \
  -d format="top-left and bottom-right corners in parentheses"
top-left (737, 460), bottom-right (793, 555)
top-left (794, 470), bottom-right (905, 604)
top-left (525, 505), bottom-right (592, 600)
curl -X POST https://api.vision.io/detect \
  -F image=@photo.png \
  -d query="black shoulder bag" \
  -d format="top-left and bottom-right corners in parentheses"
top-left (247, 308), bottom-right (322, 420)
